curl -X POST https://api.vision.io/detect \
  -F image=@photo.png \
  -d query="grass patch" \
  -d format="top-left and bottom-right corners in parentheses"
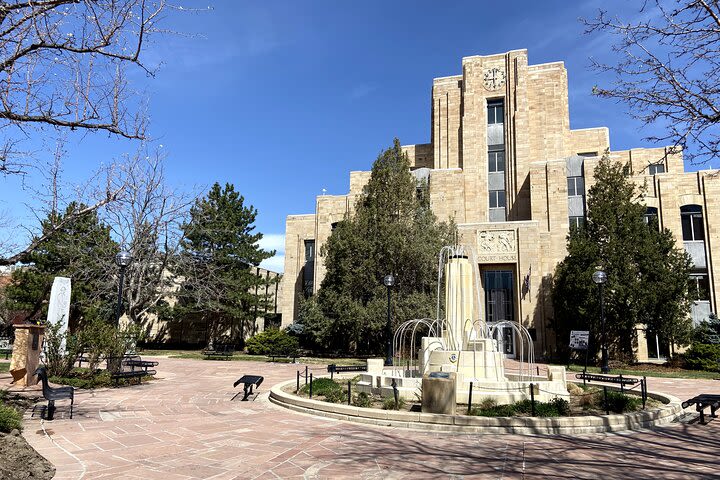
top-left (563, 363), bottom-right (719, 380)
top-left (0, 362), bottom-right (9, 373)
top-left (140, 348), bottom-right (366, 366)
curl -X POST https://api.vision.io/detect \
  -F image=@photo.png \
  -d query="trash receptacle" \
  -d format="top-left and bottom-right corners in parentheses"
top-left (421, 371), bottom-right (457, 415)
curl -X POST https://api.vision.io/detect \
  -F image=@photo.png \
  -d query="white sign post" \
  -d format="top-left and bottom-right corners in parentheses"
top-left (47, 277), bottom-right (72, 353)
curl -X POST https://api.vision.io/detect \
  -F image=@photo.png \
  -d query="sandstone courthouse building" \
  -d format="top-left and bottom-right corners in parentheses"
top-left (280, 49), bottom-right (719, 361)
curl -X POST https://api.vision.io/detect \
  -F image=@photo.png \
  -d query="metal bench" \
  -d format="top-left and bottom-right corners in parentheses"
top-left (269, 353), bottom-right (297, 363)
top-left (327, 364), bottom-right (367, 379)
top-left (682, 394), bottom-right (720, 424)
top-left (109, 356), bottom-right (157, 386)
top-left (232, 374), bottom-right (264, 401)
top-left (575, 371), bottom-right (648, 408)
top-left (203, 344), bottom-right (234, 360)
top-left (34, 366), bottom-right (74, 420)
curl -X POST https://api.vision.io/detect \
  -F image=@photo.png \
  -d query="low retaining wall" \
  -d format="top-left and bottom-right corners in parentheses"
top-left (269, 378), bottom-right (684, 435)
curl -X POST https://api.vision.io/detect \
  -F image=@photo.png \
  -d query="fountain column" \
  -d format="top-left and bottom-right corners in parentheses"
top-left (443, 256), bottom-right (474, 350)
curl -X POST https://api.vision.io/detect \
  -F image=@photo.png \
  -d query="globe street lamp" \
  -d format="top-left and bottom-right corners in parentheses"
top-left (591, 269), bottom-right (609, 374)
top-left (383, 274), bottom-right (395, 366)
top-left (115, 251), bottom-right (132, 326)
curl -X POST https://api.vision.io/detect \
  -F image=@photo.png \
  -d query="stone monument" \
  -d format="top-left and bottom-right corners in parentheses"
top-left (47, 276), bottom-right (72, 354)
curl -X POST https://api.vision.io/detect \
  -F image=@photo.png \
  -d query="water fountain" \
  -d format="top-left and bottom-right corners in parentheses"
top-left (356, 246), bottom-right (568, 406)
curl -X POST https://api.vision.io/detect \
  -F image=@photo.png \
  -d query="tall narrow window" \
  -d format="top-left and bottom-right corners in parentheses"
top-left (681, 205), bottom-right (704, 241)
top-left (487, 99), bottom-right (505, 222)
top-left (489, 190), bottom-right (506, 209)
top-left (488, 148), bottom-right (505, 172)
top-left (567, 177), bottom-right (584, 197)
top-left (303, 239), bottom-right (315, 298)
top-left (487, 100), bottom-right (504, 124)
top-left (644, 207), bottom-right (659, 227)
top-left (569, 216), bottom-right (585, 230)
top-left (648, 163), bottom-right (665, 175)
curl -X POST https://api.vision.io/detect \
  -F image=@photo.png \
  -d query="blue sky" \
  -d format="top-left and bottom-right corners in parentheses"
top-left (0, 1), bottom-right (714, 273)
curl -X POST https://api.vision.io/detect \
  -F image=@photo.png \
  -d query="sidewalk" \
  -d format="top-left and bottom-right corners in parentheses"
top-left (3, 357), bottom-right (719, 479)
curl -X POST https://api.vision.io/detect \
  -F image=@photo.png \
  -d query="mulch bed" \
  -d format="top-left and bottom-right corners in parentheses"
top-left (0, 391), bottom-right (55, 480)
top-left (0, 430), bottom-right (55, 480)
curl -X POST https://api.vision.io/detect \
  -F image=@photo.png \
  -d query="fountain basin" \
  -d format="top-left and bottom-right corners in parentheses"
top-left (269, 377), bottom-right (683, 435)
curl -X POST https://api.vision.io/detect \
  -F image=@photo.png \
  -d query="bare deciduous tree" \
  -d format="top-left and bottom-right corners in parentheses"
top-left (0, 140), bottom-right (125, 265)
top-left (0, 0), bottom-right (172, 174)
top-left (585, 1), bottom-right (720, 165)
top-left (104, 149), bottom-right (196, 323)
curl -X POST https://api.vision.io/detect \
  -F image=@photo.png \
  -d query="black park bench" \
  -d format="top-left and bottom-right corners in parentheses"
top-left (327, 364), bottom-right (367, 380)
top-left (233, 375), bottom-right (264, 401)
top-left (34, 366), bottom-right (74, 420)
top-left (682, 394), bottom-right (720, 424)
top-left (109, 356), bottom-right (158, 386)
top-left (203, 344), bottom-right (235, 360)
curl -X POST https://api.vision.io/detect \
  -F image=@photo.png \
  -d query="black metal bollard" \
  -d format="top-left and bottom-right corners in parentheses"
top-left (619, 374), bottom-right (624, 393)
top-left (305, 366), bottom-right (308, 385)
top-left (296, 370), bottom-right (300, 393)
top-left (603, 386), bottom-right (609, 415)
top-left (642, 376), bottom-right (647, 409)
top-left (530, 383), bottom-right (536, 416)
top-left (309, 373), bottom-right (313, 398)
top-left (391, 378), bottom-right (399, 410)
top-left (537, 365), bottom-right (540, 376)
top-left (347, 381), bottom-right (351, 405)
top-left (467, 381), bottom-right (474, 415)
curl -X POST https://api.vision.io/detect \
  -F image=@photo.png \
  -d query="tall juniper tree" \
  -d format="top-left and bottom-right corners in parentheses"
top-left (5, 203), bottom-right (119, 328)
top-left (300, 139), bottom-right (455, 354)
top-left (551, 155), bottom-right (692, 361)
top-left (175, 183), bottom-right (274, 347)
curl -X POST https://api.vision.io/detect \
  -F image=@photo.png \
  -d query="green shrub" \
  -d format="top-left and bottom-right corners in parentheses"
top-left (300, 377), bottom-right (342, 397)
top-left (353, 392), bottom-right (372, 408)
top-left (550, 397), bottom-right (571, 416)
top-left (602, 391), bottom-right (641, 413)
top-left (470, 403), bottom-right (517, 417)
top-left (324, 388), bottom-right (347, 404)
top-left (0, 404), bottom-right (22, 433)
top-left (50, 369), bottom-right (113, 389)
top-left (478, 397), bottom-right (498, 410)
top-left (470, 397), bottom-right (571, 417)
top-left (683, 343), bottom-right (720, 372)
top-left (245, 328), bottom-right (299, 356)
top-left (383, 396), bottom-right (405, 410)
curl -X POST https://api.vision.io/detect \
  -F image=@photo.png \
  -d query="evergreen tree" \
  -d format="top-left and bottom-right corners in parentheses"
top-left (551, 156), bottom-right (692, 361)
top-left (302, 139), bottom-right (454, 354)
top-left (175, 183), bottom-right (274, 347)
top-left (5, 203), bottom-right (119, 327)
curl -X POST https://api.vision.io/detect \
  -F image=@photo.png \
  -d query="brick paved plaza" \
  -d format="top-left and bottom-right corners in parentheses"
top-left (5, 358), bottom-right (720, 479)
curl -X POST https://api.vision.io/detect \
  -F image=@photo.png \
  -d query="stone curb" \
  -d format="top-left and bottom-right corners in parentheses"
top-left (269, 378), bottom-right (684, 435)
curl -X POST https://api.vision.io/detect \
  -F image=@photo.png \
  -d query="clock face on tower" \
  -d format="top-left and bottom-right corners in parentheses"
top-left (484, 67), bottom-right (506, 90)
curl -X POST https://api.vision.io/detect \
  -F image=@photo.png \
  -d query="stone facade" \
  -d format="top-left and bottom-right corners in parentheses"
top-left (281, 49), bottom-right (719, 361)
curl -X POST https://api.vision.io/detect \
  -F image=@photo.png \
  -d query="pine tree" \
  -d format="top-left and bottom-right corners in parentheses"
top-left (5, 203), bottom-right (119, 327)
top-left (551, 156), bottom-right (692, 361)
top-left (176, 183), bottom-right (274, 347)
top-left (302, 139), bottom-right (455, 354)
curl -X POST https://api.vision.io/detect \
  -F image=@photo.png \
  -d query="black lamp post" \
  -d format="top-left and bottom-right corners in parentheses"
top-left (383, 274), bottom-right (395, 366)
top-left (592, 269), bottom-right (609, 374)
top-left (115, 251), bottom-right (132, 326)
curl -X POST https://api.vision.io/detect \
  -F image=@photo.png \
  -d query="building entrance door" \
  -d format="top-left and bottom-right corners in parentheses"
top-left (484, 270), bottom-right (515, 358)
